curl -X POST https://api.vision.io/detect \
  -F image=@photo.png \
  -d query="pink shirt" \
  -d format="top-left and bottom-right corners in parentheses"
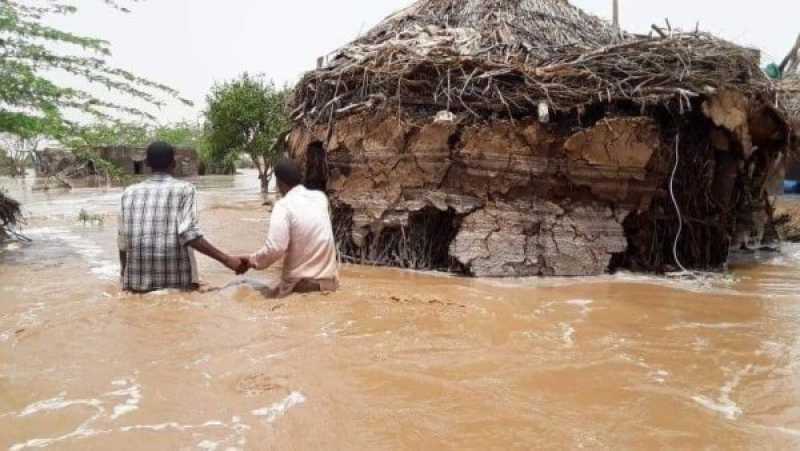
top-left (250, 186), bottom-right (339, 285)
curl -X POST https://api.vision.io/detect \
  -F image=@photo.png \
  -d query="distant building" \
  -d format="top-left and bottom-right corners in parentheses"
top-left (97, 146), bottom-right (199, 177)
top-left (36, 146), bottom-right (200, 178)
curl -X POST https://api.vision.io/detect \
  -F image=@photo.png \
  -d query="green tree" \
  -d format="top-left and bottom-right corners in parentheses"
top-left (66, 121), bottom-right (206, 150)
top-left (55, 121), bottom-right (149, 180)
top-left (59, 120), bottom-right (214, 180)
top-left (154, 121), bottom-right (204, 148)
top-left (152, 121), bottom-right (227, 175)
top-left (65, 122), bottom-right (150, 148)
top-left (204, 73), bottom-right (289, 191)
top-left (0, 1), bottom-right (191, 138)
top-left (0, 106), bottom-right (66, 176)
top-left (0, 1), bottom-right (190, 239)
top-left (0, 132), bottom-right (43, 176)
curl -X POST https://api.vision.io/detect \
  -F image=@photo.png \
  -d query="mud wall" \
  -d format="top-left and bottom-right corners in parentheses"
top-left (98, 147), bottom-right (200, 178)
top-left (35, 149), bottom-right (79, 177)
top-left (289, 113), bottom-right (672, 277)
top-left (36, 147), bottom-right (200, 178)
top-left (288, 92), bottom-right (787, 277)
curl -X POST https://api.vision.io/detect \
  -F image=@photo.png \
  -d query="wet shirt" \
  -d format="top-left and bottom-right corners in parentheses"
top-left (250, 185), bottom-right (339, 289)
top-left (118, 174), bottom-right (202, 292)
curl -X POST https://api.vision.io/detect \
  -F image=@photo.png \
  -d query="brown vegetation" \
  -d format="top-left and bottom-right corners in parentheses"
top-left (0, 191), bottom-right (21, 240)
top-left (775, 201), bottom-right (800, 242)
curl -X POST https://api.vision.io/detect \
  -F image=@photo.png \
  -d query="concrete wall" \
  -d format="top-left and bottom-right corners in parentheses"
top-left (37, 147), bottom-right (200, 178)
top-left (98, 146), bottom-right (199, 177)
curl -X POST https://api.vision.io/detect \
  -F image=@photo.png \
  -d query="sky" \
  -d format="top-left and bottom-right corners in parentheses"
top-left (47, 0), bottom-right (799, 124)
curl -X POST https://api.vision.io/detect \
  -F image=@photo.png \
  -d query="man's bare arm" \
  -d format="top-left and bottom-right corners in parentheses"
top-left (187, 237), bottom-right (249, 275)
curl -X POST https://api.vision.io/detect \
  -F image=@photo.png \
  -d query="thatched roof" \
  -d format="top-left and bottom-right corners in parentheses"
top-left (353, 0), bottom-right (622, 60)
top-left (291, 0), bottom-right (774, 125)
top-left (779, 44), bottom-right (800, 126)
top-left (782, 76), bottom-right (800, 122)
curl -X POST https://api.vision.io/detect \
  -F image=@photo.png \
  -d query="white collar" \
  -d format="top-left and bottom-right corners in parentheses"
top-left (285, 185), bottom-right (306, 197)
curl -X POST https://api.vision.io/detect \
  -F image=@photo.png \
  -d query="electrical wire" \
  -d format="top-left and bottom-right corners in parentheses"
top-left (669, 133), bottom-right (690, 274)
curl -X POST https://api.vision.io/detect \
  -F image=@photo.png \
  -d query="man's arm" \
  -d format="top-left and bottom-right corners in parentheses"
top-left (117, 203), bottom-right (128, 278)
top-left (119, 251), bottom-right (127, 277)
top-left (249, 203), bottom-right (290, 270)
top-left (178, 186), bottom-right (248, 274)
top-left (188, 237), bottom-right (249, 275)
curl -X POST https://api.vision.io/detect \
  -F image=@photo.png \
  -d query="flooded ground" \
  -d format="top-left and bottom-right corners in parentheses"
top-left (2, 172), bottom-right (800, 450)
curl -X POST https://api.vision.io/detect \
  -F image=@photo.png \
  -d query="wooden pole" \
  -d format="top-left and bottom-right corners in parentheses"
top-left (612, 0), bottom-right (619, 30)
top-left (779, 33), bottom-right (800, 76)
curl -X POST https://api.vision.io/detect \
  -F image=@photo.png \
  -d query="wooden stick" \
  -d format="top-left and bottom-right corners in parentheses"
top-left (651, 25), bottom-right (667, 38)
top-left (779, 33), bottom-right (800, 75)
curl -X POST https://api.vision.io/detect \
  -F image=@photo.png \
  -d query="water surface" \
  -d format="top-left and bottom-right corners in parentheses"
top-left (2, 172), bottom-right (800, 450)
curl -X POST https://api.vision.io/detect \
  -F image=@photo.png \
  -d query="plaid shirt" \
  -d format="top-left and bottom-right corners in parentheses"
top-left (118, 174), bottom-right (203, 292)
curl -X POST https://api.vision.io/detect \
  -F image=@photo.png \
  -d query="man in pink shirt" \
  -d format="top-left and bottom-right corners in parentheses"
top-left (247, 160), bottom-right (339, 297)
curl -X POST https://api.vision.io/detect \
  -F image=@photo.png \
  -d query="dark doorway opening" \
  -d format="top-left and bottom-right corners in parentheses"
top-left (133, 161), bottom-right (144, 175)
top-left (373, 207), bottom-right (461, 271)
top-left (305, 141), bottom-right (327, 192)
top-left (333, 206), bottom-right (462, 272)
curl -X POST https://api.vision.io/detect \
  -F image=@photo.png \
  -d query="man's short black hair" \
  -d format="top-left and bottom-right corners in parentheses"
top-left (274, 159), bottom-right (302, 188)
top-left (146, 141), bottom-right (176, 172)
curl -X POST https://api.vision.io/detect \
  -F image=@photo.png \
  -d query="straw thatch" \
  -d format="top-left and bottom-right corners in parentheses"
top-left (775, 208), bottom-right (800, 242)
top-left (778, 36), bottom-right (800, 164)
top-left (292, 0), bottom-right (773, 125)
top-left (781, 73), bottom-right (800, 123)
top-left (356, 0), bottom-right (622, 57)
top-left (288, 0), bottom-right (791, 276)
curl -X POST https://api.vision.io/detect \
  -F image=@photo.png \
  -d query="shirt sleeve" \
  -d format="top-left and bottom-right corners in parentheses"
top-left (249, 203), bottom-right (290, 270)
top-left (117, 196), bottom-right (128, 251)
top-left (177, 186), bottom-right (204, 246)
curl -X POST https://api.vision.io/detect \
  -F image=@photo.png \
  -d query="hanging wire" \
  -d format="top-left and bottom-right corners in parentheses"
top-left (669, 133), bottom-right (690, 274)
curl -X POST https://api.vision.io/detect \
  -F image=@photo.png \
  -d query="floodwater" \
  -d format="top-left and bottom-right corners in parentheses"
top-left (2, 171), bottom-right (800, 450)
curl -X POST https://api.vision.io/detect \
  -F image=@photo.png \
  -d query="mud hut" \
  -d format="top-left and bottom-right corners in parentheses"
top-left (287, 0), bottom-right (791, 277)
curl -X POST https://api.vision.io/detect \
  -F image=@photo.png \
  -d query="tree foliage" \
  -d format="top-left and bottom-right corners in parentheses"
top-left (0, 132), bottom-right (43, 176)
top-left (204, 73), bottom-right (289, 190)
top-left (153, 121), bottom-right (204, 149)
top-left (0, 1), bottom-right (194, 239)
top-left (56, 120), bottom-right (212, 180)
top-left (0, 147), bottom-right (22, 176)
top-left (65, 121), bottom-right (150, 148)
top-left (0, 1), bottom-right (192, 139)
top-left (63, 120), bottom-right (206, 148)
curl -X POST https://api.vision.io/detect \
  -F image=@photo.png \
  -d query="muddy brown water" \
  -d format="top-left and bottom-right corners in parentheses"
top-left (2, 172), bottom-right (800, 450)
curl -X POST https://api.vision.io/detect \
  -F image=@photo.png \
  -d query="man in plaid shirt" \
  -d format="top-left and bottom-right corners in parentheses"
top-left (118, 142), bottom-right (247, 292)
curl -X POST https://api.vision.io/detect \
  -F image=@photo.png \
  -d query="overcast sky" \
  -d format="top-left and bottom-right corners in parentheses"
top-left (48, 0), bottom-right (799, 123)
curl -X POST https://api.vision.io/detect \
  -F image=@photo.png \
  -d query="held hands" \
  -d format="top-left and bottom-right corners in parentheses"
top-left (235, 257), bottom-right (251, 275)
top-left (225, 255), bottom-right (254, 275)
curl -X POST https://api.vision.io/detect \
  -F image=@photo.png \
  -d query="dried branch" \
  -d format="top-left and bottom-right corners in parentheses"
top-left (292, 29), bottom-right (773, 126)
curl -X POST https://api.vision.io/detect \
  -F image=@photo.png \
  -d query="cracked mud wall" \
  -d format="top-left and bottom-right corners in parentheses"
top-left (450, 201), bottom-right (627, 276)
top-left (288, 93), bottom-right (786, 277)
top-left (288, 113), bottom-right (668, 277)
